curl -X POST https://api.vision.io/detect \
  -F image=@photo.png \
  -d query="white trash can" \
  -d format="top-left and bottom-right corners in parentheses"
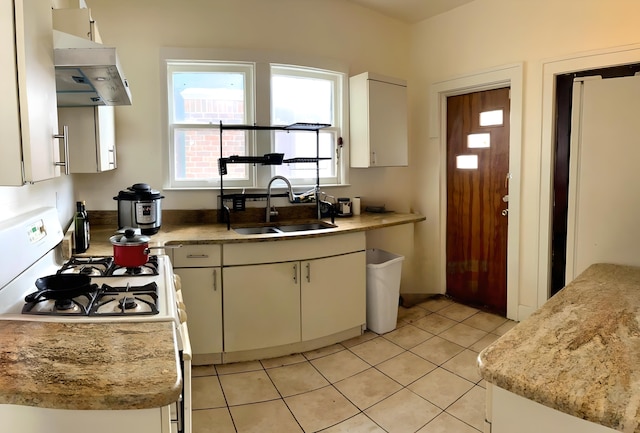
top-left (365, 249), bottom-right (405, 334)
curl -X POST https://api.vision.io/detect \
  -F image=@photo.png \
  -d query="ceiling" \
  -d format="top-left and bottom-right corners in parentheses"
top-left (345, 0), bottom-right (477, 24)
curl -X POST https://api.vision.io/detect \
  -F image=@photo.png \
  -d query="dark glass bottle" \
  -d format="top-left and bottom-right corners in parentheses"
top-left (74, 201), bottom-right (90, 253)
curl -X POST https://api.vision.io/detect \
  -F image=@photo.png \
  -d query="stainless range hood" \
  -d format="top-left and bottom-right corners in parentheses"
top-left (53, 30), bottom-right (132, 106)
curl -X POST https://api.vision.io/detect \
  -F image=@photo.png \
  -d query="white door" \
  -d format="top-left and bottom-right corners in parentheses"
top-left (566, 74), bottom-right (640, 281)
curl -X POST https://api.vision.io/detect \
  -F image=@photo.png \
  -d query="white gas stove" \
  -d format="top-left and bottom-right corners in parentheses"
top-left (0, 207), bottom-right (191, 433)
top-left (0, 208), bottom-right (179, 325)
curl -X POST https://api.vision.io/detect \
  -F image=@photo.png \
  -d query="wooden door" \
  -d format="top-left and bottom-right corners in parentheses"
top-left (446, 88), bottom-right (510, 314)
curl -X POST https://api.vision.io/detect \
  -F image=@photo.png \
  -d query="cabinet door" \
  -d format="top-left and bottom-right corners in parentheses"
top-left (224, 263), bottom-right (301, 352)
top-left (52, 8), bottom-right (102, 42)
top-left (368, 79), bottom-right (408, 167)
top-left (59, 106), bottom-right (116, 173)
top-left (301, 252), bottom-right (366, 341)
top-left (0, 0), bottom-right (23, 184)
top-left (15, 0), bottom-right (61, 183)
top-left (96, 106), bottom-right (116, 171)
top-left (349, 72), bottom-right (407, 168)
top-left (174, 267), bottom-right (222, 354)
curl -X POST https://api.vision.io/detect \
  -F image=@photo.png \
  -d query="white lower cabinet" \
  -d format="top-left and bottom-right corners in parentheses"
top-left (0, 405), bottom-right (169, 433)
top-left (171, 245), bottom-right (222, 356)
top-left (488, 384), bottom-right (617, 433)
top-left (301, 252), bottom-right (365, 341)
top-left (170, 233), bottom-right (366, 359)
top-left (223, 262), bottom-right (301, 352)
top-left (223, 232), bottom-right (366, 354)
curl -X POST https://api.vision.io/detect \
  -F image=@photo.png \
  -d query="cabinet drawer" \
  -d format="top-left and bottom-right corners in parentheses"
top-left (172, 244), bottom-right (221, 267)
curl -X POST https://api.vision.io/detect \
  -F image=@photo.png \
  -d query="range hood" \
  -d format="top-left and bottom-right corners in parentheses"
top-left (53, 30), bottom-right (132, 107)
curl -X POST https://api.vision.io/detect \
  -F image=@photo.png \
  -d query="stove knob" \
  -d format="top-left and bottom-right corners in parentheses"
top-left (177, 307), bottom-right (187, 324)
top-left (173, 274), bottom-right (182, 291)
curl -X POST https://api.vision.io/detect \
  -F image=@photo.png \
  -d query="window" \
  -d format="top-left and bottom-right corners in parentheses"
top-left (165, 54), bottom-right (346, 190)
top-left (167, 61), bottom-right (254, 189)
top-left (271, 65), bottom-right (341, 185)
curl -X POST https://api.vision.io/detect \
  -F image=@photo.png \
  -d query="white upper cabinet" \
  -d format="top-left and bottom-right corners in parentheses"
top-left (58, 106), bottom-right (116, 173)
top-left (0, 0), bottom-right (64, 185)
top-left (52, 7), bottom-right (102, 42)
top-left (349, 72), bottom-right (408, 168)
top-left (53, 8), bottom-right (117, 173)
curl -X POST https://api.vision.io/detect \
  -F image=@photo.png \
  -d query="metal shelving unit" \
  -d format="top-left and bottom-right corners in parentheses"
top-left (218, 122), bottom-right (331, 227)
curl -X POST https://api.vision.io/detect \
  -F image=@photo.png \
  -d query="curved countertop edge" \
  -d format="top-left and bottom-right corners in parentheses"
top-left (80, 212), bottom-right (426, 256)
top-left (478, 263), bottom-right (640, 433)
top-left (0, 320), bottom-right (182, 410)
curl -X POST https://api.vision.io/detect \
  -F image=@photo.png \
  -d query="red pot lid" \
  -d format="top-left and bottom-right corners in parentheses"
top-left (109, 228), bottom-right (151, 245)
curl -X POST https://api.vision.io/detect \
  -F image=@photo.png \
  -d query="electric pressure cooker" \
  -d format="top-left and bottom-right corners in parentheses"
top-left (113, 183), bottom-right (164, 235)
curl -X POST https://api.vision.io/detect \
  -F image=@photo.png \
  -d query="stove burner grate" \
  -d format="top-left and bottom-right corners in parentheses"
top-left (57, 256), bottom-right (160, 277)
top-left (57, 257), bottom-right (114, 277)
top-left (22, 293), bottom-right (95, 316)
top-left (21, 283), bottom-right (160, 316)
top-left (106, 256), bottom-right (160, 277)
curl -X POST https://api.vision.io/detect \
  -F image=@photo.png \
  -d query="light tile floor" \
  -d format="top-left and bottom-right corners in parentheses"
top-left (191, 295), bottom-right (516, 433)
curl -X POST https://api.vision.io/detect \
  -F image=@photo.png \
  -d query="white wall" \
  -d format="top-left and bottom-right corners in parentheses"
top-left (0, 177), bottom-right (75, 228)
top-left (410, 0), bottom-right (640, 314)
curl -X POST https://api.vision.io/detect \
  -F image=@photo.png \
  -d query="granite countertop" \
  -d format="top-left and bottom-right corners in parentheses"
top-left (79, 211), bottom-right (426, 256)
top-left (478, 263), bottom-right (640, 432)
top-left (0, 320), bottom-right (181, 410)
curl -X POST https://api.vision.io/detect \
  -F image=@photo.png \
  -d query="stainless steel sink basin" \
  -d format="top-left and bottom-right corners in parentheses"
top-left (233, 221), bottom-right (336, 235)
top-left (233, 226), bottom-right (280, 235)
top-left (276, 222), bottom-right (336, 232)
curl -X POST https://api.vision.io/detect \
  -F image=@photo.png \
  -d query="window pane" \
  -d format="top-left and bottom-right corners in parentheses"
top-left (456, 154), bottom-right (478, 170)
top-left (479, 109), bottom-right (503, 126)
top-left (173, 128), bottom-right (247, 181)
top-left (467, 132), bottom-right (491, 148)
top-left (172, 72), bottom-right (246, 124)
top-left (271, 74), bottom-right (333, 125)
top-left (274, 131), bottom-right (335, 180)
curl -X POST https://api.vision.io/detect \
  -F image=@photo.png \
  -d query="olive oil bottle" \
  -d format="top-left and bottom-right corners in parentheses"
top-left (74, 201), bottom-right (90, 253)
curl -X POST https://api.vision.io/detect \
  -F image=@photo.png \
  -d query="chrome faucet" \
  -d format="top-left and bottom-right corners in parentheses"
top-left (266, 175), bottom-right (296, 222)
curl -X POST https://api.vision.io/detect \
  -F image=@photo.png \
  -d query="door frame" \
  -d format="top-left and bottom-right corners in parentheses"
top-left (538, 44), bottom-right (640, 309)
top-left (430, 63), bottom-right (523, 320)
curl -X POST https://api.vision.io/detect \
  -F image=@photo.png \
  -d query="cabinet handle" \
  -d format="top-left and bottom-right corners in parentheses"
top-left (187, 254), bottom-right (209, 259)
top-left (293, 263), bottom-right (298, 284)
top-left (54, 125), bottom-right (69, 175)
top-left (213, 269), bottom-right (217, 291)
top-left (306, 262), bottom-right (311, 283)
top-left (371, 151), bottom-right (376, 166)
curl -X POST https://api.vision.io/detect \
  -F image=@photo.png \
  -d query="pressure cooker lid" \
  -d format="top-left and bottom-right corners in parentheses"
top-left (114, 183), bottom-right (164, 201)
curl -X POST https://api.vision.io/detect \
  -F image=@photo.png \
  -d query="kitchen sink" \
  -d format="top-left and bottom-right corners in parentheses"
top-left (276, 222), bottom-right (336, 232)
top-left (233, 226), bottom-right (280, 235)
top-left (233, 221), bottom-right (336, 235)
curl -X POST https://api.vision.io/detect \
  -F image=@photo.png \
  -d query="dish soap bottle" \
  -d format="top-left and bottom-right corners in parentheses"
top-left (74, 201), bottom-right (90, 253)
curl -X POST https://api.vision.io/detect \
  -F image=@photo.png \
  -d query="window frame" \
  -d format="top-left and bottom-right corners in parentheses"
top-left (161, 48), bottom-right (349, 191)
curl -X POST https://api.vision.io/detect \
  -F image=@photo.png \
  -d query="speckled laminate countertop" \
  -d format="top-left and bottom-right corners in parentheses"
top-left (79, 212), bottom-right (426, 256)
top-left (478, 263), bottom-right (640, 432)
top-left (0, 320), bottom-right (181, 410)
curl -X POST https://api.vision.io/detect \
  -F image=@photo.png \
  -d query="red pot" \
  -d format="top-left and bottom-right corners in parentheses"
top-left (109, 229), bottom-right (152, 268)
